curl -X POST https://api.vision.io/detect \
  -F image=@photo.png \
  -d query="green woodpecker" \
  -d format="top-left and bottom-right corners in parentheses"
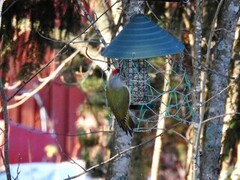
top-left (106, 69), bottom-right (135, 135)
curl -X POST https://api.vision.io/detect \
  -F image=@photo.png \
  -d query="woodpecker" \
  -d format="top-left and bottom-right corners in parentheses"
top-left (106, 69), bottom-right (135, 135)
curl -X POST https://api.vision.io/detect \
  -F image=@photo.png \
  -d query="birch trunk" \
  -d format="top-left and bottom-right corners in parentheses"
top-left (187, 1), bottom-right (203, 179)
top-left (106, 1), bottom-right (144, 179)
top-left (107, 124), bottom-right (133, 180)
top-left (150, 61), bottom-right (171, 180)
top-left (220, 26), bottom-right (240, 180)
top-left (231, 143), bottom-right (240, 180)
top-left (229, 26), bottom-right (240, 180)
top-left (201, 1), bottom-right (240, 179)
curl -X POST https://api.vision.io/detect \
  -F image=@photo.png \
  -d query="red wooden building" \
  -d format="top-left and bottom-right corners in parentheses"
top-left (0, 48), bottom-right (86, 165)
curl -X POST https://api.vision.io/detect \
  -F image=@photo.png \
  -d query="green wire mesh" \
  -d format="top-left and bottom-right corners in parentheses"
top-left (120, 59), bottom-right (150, 105)
top-left (116, 54), bottom-right (194, 132)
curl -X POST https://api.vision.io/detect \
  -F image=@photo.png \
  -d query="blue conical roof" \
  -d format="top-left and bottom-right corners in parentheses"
top-left (102, 14), bottom-right (184, 59)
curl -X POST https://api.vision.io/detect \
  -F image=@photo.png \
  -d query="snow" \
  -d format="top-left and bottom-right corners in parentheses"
top-left (0, 160), bottom-right (93, 180)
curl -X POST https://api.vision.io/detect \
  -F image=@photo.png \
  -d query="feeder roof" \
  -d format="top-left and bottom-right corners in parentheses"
top-left (101, 14), bottom-right (185, 59)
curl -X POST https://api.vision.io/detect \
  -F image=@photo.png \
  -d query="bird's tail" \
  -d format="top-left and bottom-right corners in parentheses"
top-left (117, 113), bottom-right (135, 136)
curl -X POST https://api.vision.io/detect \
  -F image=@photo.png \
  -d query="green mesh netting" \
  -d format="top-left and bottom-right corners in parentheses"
top-left (112, 54), bottom-right (195, 132)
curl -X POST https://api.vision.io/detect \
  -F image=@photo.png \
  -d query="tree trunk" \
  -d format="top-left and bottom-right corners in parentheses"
top-left (190, 0), bottom-right (203, 179)
top-left (220, 27), bottom-right (240, 180)
top-left (201, 1), bottom-right (240, 180)
top-left (106, 1), bottom-right (144, 179)
top-left (0, 79), bottom-right (11, 179)
top-left (0, 1), bottom-right (11, 179)
top-left (231, 143), bottom-right (240, 180)
top-left (150, 61), bottom-right (171, 180)
top-left (128, 132), bottom-right (147, 180)
top-left (107, 124), bottom-right (133, 180)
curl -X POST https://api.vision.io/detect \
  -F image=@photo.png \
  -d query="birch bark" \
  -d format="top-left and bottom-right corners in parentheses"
top-left (106, 1), bottom-right (144, 179)
top-left (201, 1), bottom-right (240, 179)
top-left (150, 61), bottom-right (171, 180)
top-left (220, 27), bottom-right (240, 179)
top-left (191, 1), bottom-right (203, 179)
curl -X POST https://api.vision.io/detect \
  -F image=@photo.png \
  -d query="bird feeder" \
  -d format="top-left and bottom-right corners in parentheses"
top-left (102, 14), bottom-right (186, 129)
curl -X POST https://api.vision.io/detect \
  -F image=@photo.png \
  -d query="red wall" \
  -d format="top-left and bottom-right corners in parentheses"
top-left (1, 78), bottom-right (85, 164)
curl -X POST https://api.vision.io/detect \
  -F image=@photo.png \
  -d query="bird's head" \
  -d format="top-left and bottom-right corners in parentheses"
top-left (108, 69), bottom-right (123, 88)
top-left (112, 69), bottom-right (120, 76)
top-left (110, 69), bottom-right (120, 79)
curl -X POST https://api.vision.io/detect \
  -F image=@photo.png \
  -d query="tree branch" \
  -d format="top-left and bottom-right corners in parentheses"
top-left (0, 79), bottom-right (11, 180)
top-left (64, 122), bottom-right (181, 180)
top-left (1, 49), bottom-right (80, 111)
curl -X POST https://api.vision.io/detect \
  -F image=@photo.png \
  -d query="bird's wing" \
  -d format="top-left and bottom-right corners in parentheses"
top-left (106, 86), bottom-right (130, 120)
top-left (106, 86), bottom-right (133, 134)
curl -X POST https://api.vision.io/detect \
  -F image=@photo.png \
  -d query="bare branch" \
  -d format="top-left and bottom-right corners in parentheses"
top-left (1, 49), bottom-right (80, 111)
top-left (202, 112), bottom-right (240, 125)
top-left (204, 75), bottom-right (239, 105)
top-left (6, 2), bottom-right (115, 103)
top-left (55, 138), bottom-right (87, 172)
top-left (76, 0), bottom-right (109, 46)
top-left (64, 122), bottom-right (181, 180)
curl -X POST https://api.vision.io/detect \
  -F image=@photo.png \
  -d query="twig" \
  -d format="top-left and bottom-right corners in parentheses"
top-left (1, 120), bottom-right (113, 137)
top-left (202, 112), bottom-right (240, 124)
top-left (204, 76), bottom-right (239, 105)
top-left (0, 79), bottom-right (11, 180)
top-left (193, 0), bottom-right (224, 179)
top-left (76, 0), bottom-right (121, 71)
top-left (170, 129), bottom-right (193, 145)
top-left (85, 47), bottom-right (108, 64)
top-left (1, 0), bottom-right (19, 16)
top-left (64, 122), bottom-right (181, 180)
top-left (76, 0), bottom-right (111, 46)
top-left (191, 0), bottom-right (203, 178)
top-left (55, 138), bottom-right (86, 172)
top-left (6, 1), bottom-right (116, 103)
top-left (1, 49), bottom-right (80, 111)
top-left (3, 81), bottom-right (22, 90)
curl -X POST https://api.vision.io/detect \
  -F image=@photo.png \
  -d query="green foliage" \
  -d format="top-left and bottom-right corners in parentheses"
top-left (0, 0), bottom-right (84, 81)
top-left (78, 129), bottom-right (99, 147)
top-left (79, 68), bottom-right (107, 105)
top-left (78, 66), bottom-right (108, 121)
top-left (17, 62), bottom-right (40, 80)
top-left (76, 67), bottom-right (109, 177)
top-left (80, 75), bottom-right (104, 93)
top-left (145, 1), bottom-right (166, 25)
top-left (77, 128), bottom-right (109, 178)
top-left (30, 1), bottom-right (56, 34)
top-left (56, 1), bottom-right (82, 35)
